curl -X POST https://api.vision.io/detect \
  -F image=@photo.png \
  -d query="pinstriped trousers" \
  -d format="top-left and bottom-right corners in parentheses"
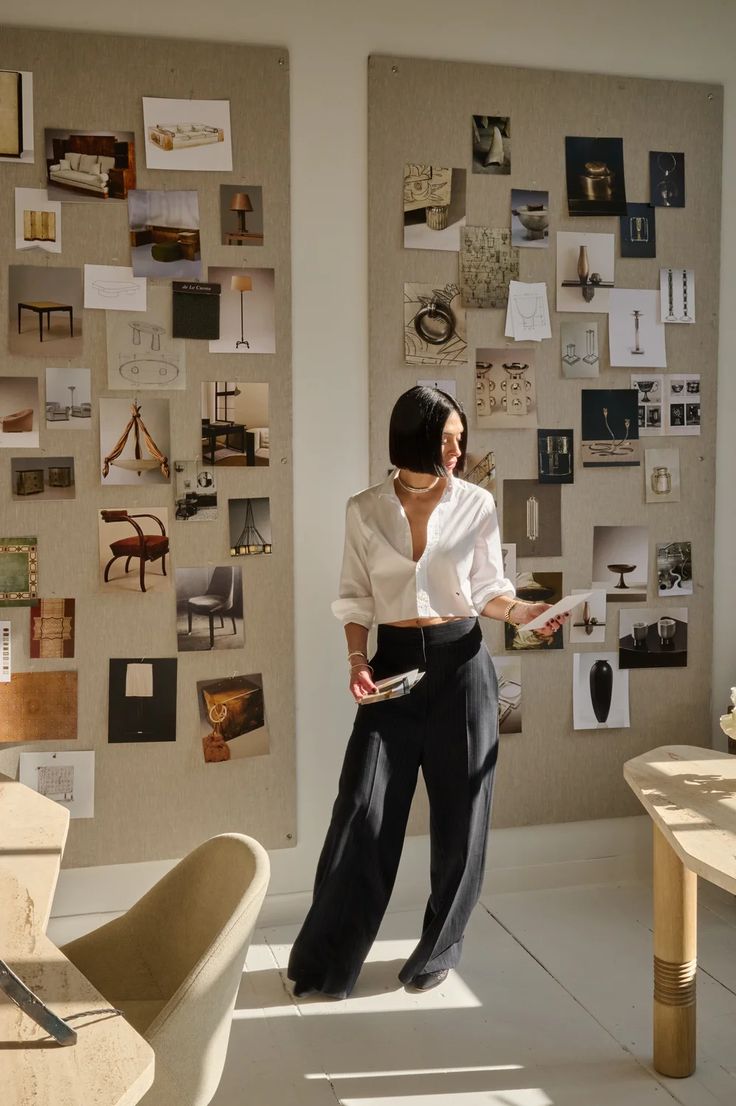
top-left (287, 617), bottom-right (499, 997)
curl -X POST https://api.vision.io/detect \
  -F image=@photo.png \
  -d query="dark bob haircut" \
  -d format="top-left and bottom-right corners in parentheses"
top-left (389, 386), bottom-right (468, 476)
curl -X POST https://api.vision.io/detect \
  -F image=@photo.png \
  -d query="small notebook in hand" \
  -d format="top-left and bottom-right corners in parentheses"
top-left (358, 668), bottom-right (425, 705)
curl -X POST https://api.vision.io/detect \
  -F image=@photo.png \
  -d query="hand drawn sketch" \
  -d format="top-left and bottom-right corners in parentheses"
top-left (106, 284), bottom-right (185, 390)
top-left (460, 227), bottom-right (519, 309)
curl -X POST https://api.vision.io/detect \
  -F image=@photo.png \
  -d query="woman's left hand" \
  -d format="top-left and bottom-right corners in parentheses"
top-left (515, 601), bottom-right (569, 637)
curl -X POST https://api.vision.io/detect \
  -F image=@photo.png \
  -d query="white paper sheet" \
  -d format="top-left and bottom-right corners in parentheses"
top-left (505, 281), bottom-right (551, 341)
top-left (19, 751), bottom-right (95, 818)
top-left (0, 622), bottom-right (10, 682)
top-left (85, 265), bottom-right (147, 311)
top-left (523, 591), bottom-right (592, 632)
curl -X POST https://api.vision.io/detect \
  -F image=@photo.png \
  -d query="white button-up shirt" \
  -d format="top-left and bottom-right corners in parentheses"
top-left (332, 471), bottom-right (514, 628)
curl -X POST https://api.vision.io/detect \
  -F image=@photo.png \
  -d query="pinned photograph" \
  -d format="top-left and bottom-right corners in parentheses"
top-left (403, 165), bottom-right (466, 251)
top-left (660, 267), bottom-right (695, 324)
top-left (197, 673), bottom-right (269, 762)
top-left (416, 378), bottom-right (457, 398)
top-left (128, 190), bottom-right (201, 279)
top-left (472, 115), bottom-right (510, 174)
top-left (645, 447), bottom-right (680, 504)
top-left (657, 541), bottom-right (692, 598)
top-left (30, 598), bottom-right (75, 658)
top-left (106, 284), bottom-right (185, 390)
top-left (619, 608), bottom-right (688, 669)
top-left (0, 535), bottom-right (37, 606)
top-left (99, 398), bottom-right (170, 486)
top-left (560, 320), bottom-right (600, 378)
top-left (0, 376), bottom-right (39, 448)
top-left (608, 289), bottom-right (666, 368)
top-left (98, 507), bottom-right (171, 595)
top-left (44, 128), bottom-right (135, 201)
top-left (19, 751), bottom-right (94, 818)
top-left (228, 498), bottom-right (272, 556)
top-left (581, 388), bottom-right (640, 468)
top-left (0, 671), bottom-right (77, 742)
top-left (631, 373), bottom-right (664, 436)
top-left (556, 232), bottom-right (615, 314)
top-left (143, 96), bottom-right (233, 172)
top-left (666, 374), bottom-right (700, 436)
top-left (573, 652), bottom-right (629, 730)
top-left (174, 460), bottom-right (217, 522)
top-left (108, 658), bottom-right (177, 743)
top-left (537, 429), bottom-right (574, 484)
top-left (501, 543), bottom-right (516, 584)
top-left (650, 151), bottom-right (685, 208)
top-left (404, 282), bottom-right (466, 366)
top-left (476, 349), bottom-right (537, 429)
top-left (201, 382), bottom-right (270, 467)
top-left (175, 565), bottom-right (243, 652)
top-left (620, 203), bottom-right (656, 259)
top-left (494, 656), bottom-right (521, 734)
top-left (45, 366), bottom-right (91, 429)
top-left (220, 184), bottom-right (263, 247)
top-left (15, 188), bottom-right (60, 253)
top-left (84, 265), bottom-right (146, 312)
top-left (592, 525), bottom-right (648, 601)
top-left (11, 456), bottom-right (75, 500)
top-left (172, 280), bottom-right (220, 340)
top-left (0, 69), bottom-right (34, 162)
top-left (464, 450), bottom-right (496, 494)
top-left (511, 188), bottom-right (549, 248)
top-left (505, 571), bottom-right (563, 651)
top-left (207, 267), bottom-right (275, 354)
top-left (9, 265), bottom-right (83, 358)
top-left (569, 588), bottom-right (607, 645)
top-left (460, 227), bottom-right (518, 309)
top-left (565, 137), bottom-right (627, 217)
top-left (502, 480), bottom-right (561, 558)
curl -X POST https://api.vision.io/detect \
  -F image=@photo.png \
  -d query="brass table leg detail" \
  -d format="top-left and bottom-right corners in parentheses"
top-left (653, 824), bottom-right (697, 1077)
top-left (654, 956), bottom-right (696, 1006)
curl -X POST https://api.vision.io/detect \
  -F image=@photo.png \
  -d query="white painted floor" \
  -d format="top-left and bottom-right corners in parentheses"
top-left (211, 881), bottom-right (736, 1106)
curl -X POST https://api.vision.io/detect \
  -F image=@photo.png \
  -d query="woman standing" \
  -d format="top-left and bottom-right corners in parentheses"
top-left (288, 386), bottom-right (565, 999)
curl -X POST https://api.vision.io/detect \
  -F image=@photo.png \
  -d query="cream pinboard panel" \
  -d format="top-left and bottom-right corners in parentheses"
top-left (0, 26), bottom-right (295, 866)
top-left (368, 55), bottom-right (722, 831)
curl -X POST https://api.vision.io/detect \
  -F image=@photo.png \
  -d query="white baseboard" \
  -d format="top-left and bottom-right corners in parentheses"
top-left (48, 815), bottom-right (653, 946)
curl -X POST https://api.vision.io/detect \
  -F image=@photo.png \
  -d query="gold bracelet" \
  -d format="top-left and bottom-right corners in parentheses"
top-left (504, 599), bottom-right (522, 625)
top-left (347, 650), bottom-right (368, 663)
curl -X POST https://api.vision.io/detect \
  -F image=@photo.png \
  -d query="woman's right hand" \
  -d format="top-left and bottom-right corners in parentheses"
top-left (349, 664), bottom-right (377, 702)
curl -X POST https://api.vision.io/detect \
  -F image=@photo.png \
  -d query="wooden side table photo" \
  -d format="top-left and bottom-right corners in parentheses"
top-left (17, 301), bottom-right (74, 342)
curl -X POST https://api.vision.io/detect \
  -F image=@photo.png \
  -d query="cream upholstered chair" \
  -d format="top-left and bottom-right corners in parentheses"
top-left (61, 833), bottom-right (270, 1106)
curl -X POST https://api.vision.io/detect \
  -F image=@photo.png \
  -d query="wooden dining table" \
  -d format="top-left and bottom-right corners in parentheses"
top-left (0, 776), bottom-right (154, 1105)
top-left (623, 745), bottom-right (736, 1079)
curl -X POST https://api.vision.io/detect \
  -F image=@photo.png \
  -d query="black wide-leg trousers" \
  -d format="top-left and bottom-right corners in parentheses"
top-left (288, 617), bottom-right (499, 997)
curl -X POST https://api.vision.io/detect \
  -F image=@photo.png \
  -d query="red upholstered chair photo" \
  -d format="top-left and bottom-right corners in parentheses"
top-left (100, 510), bottom-right (169, 593)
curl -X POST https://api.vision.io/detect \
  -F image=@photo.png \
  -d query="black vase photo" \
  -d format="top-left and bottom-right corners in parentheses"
top-left (589, 659), bottom-right (613, 725)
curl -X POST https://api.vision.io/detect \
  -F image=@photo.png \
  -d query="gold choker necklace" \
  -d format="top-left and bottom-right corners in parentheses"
top-left (397, 473), bottom-right (440, 494)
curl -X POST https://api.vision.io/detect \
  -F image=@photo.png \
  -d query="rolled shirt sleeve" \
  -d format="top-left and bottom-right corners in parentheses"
top-left (469, 500), bottom-right (515, 611)
top-left (331, 497), bottom-right (375, 628)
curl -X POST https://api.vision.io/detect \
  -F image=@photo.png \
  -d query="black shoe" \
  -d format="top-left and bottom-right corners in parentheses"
top-left (408, 968), bottom-right (449, 991)
top-left (292, 980), bottom-right (347, 1000)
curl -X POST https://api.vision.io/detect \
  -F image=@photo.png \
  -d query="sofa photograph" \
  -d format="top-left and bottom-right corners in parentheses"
top-left (127, 189), bottom-right (202, 279)
top-left (44, 129), bottom-right (135, 201)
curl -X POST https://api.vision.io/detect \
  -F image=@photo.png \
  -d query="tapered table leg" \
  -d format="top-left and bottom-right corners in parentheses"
top-left (653, 823), bottom-right (697, 1077)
